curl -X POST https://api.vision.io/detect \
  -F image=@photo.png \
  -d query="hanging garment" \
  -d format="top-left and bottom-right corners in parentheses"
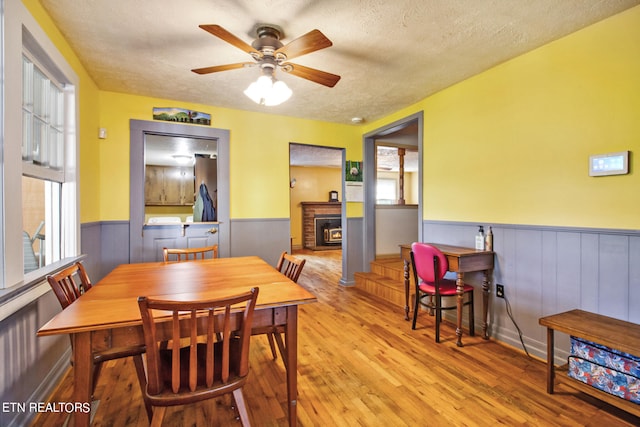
top-left (199, 183), bottom-right (216, 222)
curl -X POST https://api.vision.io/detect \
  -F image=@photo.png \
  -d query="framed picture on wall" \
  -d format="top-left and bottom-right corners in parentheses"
top-left (345, 160), bottom-right (362, 182)
top-left (152, 107), bottom-right (211, 126)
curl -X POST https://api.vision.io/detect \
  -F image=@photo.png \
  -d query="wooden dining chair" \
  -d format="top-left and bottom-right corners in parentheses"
top-left (46, 262), bottom-right (148, 408)
top-left (46, 261), bottom-right (93, 308)
top-left (410, 242), bottom-right (475, 343)
top-left (256, 251), bottom-right (306, 367)
top-left (162, 244), bottom-right (218, 262)
top-left (275, 251), bottom-right (306, 283)
top-left (137, 287), bottom-right (259, 426)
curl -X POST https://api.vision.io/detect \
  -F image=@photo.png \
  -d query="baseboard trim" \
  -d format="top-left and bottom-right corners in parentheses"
top-left (8, 347), bottom-right (71, 427)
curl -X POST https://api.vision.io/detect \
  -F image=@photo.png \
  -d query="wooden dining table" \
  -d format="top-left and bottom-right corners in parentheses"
top-left (37, 256), bottom-right (317, 427)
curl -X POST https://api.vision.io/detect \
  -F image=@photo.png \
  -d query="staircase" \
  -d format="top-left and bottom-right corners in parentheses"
top-left (354, 257), bottom-right (414, 309)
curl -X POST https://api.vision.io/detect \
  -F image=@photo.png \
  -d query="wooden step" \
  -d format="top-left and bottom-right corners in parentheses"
top-left (369, 257), bottom-right (416, 293)
top-left (355, 257), bottom-right (416, 310)
top-left (354, 272), bottom-right (407, 308)
top-left (370, 258), bottom-right (407, 282)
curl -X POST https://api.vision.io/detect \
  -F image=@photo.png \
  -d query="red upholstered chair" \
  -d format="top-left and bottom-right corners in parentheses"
top-left (410, 242), bottom-right (474, 342)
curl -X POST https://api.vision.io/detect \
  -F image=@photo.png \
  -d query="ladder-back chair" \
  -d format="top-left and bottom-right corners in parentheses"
top-left (46, 262), bottom-right (148, 410)
top-left (258, 251), bottom-right (306, 367)
top-left (162, 245), bottom-right (218, 262)
top-left (137, 288), bottom-right (259, 426)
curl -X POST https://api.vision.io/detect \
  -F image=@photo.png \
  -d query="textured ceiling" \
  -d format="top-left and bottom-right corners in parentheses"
top-left (290, 122), bottom-right (420, 171)
top-left (40, 0), bottom-right (639, 125)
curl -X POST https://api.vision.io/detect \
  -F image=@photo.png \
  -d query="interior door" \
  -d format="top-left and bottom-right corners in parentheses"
top-left (142, 223), bottom-right (219, 262)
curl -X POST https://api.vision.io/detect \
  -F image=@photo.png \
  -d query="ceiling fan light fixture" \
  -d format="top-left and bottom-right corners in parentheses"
top-left (271, 80), bottom-right (292, 104)
top-left (244, 75), bottom-right (292, 106)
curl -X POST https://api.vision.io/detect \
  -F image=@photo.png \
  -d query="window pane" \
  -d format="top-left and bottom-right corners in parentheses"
top-left (22, 56), bottom-right (33, 108)
top-left (33, 117), bottom-right (47, 165)
top-left (376, 178), bottom-right (397, 204)
top-left (22, 56), bottom-right (34, 161)
top-left (49, 128), bottom-right (63, 170)
top-left (33, 67), bottom-right (47, 118)
top-left (22, 55), bottom-right (64, 173)
top-left (49, 87), bottom-right (64, 169)
top-left (52, 86), bottom-right (63, 128)
top-left (22, 176), bottom-right (60, 273)
top-left (22, 111), bottom-right (32, 160)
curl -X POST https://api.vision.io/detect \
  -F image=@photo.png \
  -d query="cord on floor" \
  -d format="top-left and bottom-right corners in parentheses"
top-left (503, 294), bottom-right (531, 358)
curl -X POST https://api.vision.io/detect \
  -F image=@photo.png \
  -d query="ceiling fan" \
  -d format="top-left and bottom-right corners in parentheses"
top-left (191, 24), bottom-right (341, 88)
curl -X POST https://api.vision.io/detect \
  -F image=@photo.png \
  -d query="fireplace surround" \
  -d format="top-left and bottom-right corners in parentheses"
top-left (301, 202), bottom-right (341, 250)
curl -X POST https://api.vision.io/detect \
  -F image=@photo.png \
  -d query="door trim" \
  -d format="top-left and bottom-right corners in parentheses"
top-left (129, 120), bottom-right (230, 262)
top-left (362, 111), bottom-right (423, 270)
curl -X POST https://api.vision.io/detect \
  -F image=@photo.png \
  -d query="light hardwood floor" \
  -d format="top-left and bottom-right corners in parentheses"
top-left (32, 249), bottom-right (640, 426)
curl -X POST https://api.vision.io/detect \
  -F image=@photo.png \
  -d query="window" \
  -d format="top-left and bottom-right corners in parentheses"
top-left (376, 178), bottom-right (397, 205)
top-left (21, 53), bottom-right (67, 274)
top-left (21, 52), bottom-right (69, 274)
top-left (0, 11), bottom-right (80, 289)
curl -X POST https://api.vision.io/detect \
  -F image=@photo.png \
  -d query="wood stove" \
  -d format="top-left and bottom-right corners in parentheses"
top-left (301, 202), bottom-right (341, 250)
top-left (314, 214), bottom-right (342, 247)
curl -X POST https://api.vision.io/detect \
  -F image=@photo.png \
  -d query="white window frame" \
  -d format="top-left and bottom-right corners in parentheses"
top-left (1, 0), bottom-right (79, 294)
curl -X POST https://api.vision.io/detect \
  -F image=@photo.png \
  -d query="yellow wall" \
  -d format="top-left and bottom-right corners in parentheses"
top-left (23, 0), bottom-right (102, 223)
top-left (27, 0), bottom-right (640, 229)
top-left (366, 6), bottom-right (640, 229)
top-left (97, 92), bottom-right (362, 221)
top-left (24, 0), bottom-right (362, 224)
top-left (289, 166), bottom-right (342, 247)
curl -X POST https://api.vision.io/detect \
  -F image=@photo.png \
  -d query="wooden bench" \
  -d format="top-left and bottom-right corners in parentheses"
top-left (539, 309), bottom-right (640, 417)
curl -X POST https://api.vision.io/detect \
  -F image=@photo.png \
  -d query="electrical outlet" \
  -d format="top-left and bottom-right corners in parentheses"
top-left (496, 284), bottom-right (505, 298)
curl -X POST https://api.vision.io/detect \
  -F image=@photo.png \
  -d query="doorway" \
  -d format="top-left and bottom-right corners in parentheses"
top-left (288, 143), bottom-right (345, 277)
top-left (362, 112), bottom-right (423, 268)
top-left (129, 120), bottom-right (230, 262)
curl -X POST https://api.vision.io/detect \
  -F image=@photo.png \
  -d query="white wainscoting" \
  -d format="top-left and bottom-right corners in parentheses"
top-left (423, 221), bottom-right (640, 364)
top-left (375, 205), bottom-right (419, 256)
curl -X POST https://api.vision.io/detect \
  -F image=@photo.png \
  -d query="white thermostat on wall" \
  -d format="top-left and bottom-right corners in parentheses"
top-left (589, 151), bottom-right (629, 176)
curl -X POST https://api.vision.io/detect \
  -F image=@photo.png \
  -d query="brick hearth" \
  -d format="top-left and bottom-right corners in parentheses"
top-left (301, 202), bottom-right (341, 250)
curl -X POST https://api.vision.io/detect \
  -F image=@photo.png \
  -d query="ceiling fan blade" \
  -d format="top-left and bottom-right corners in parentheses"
top-left (199, 24), bottom-right (261, 57)
top-left (282, 63), bottom-right (341, 88)
top-left (275, 29), bottom-right (332, 60)
top-left (191, 62), bottom-right (253, 75)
